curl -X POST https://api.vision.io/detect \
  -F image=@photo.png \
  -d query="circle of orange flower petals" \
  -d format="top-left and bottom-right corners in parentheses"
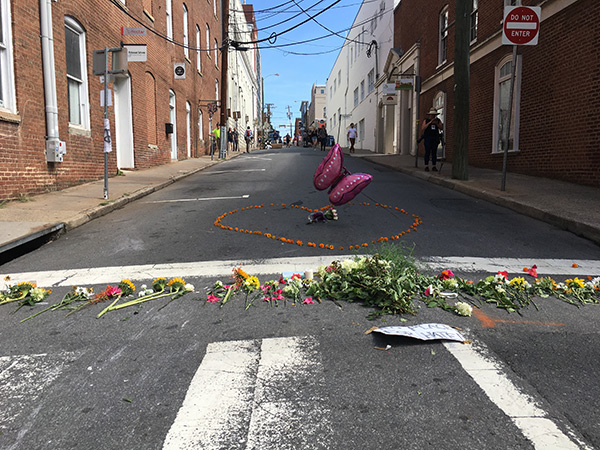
top-left (213, 202), bottom-right (423, 251)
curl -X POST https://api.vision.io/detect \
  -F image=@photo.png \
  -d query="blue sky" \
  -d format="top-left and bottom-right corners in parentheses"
top-left (249, 0), bottom-right (363, 135)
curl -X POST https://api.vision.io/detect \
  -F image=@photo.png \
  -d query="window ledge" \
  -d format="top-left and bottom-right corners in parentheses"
top-left (0, 110), bottom-right (21, 124)
top-left (197, 69), bottom-right (203, 77)
top-left (492, 149), bottom-right (520, 155)
top-left (143, 9), bottom-right (155, 22)
top-left (68, 124), bottom-right (92, 137)
top-left (185, 56), bottom-right (192, 64)
top-left (148, 144), bottom-right (159, 150)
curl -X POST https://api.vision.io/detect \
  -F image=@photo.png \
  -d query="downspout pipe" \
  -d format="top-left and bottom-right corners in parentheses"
top-left (40, 0), bottom-right (60, 154)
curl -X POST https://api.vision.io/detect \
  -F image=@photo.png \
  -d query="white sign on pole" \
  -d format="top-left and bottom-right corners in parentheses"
top-left (502, 6), bottom-right (541, 46)
top-left (382, 83), bottom-right (397, 95)
top-left (124, 44), bottom-right (147, 62)
top-left (100, 89), bottom-right (113, 107)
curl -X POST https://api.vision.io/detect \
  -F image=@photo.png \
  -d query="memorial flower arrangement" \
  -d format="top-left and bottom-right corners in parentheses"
top-left (0, 277), bottom-right (51, 313)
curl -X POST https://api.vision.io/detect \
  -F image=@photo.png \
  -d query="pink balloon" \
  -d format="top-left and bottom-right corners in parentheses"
top-left (313, 144), bottom-right (343, 190)
top-left (328, 173), bottom-right (373, 206)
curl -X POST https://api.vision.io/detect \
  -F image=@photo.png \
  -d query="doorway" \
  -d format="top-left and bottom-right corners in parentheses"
top-left (113, 76), bottom-right (135, 169)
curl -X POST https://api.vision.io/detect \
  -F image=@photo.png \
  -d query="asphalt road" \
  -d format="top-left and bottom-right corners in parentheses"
top-left (1, 147), bottom-right (599, 449)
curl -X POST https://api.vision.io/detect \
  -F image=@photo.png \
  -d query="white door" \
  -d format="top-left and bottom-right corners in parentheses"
top-left (113, 76), bottom-right (135, 169)
top-left (169, 90), bottom-right (178, 160)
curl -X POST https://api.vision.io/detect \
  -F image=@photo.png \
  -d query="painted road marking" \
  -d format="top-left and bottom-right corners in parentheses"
top-left (444, 340), bottom-right (592, 449)
top-left (146, 194), bottom-right (250, 204)
top-left (4, 256), bottom-right (599, 288)
top-left (162, 336), bottom-right (330, 449)
top-left (473, 308), bottom-right (565, 328)
top-left (207, 169), bottom-right (266, 175)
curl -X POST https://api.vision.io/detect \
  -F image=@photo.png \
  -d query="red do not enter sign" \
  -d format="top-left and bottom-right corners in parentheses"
top-left (502, 6), bottom-right (541, 46)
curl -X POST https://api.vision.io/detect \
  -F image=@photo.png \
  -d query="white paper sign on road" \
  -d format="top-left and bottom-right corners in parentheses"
top-left (373, 323), bottom-right (466, 342)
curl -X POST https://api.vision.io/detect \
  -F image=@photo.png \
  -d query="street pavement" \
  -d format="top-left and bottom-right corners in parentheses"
top-left (1, 146), bottom-right (599, 260)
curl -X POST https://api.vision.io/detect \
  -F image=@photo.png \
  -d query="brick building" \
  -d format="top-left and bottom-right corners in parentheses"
top-left (0, 0), bottom-right (223, 200)
top-left (385, 0), bottom-right (599, 187)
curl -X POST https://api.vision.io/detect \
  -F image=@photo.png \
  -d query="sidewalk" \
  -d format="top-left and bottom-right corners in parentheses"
top-left (1, 147), bottom-right (599, 261)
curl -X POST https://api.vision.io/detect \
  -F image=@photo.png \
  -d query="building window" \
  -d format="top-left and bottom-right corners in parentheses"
top-left (470, 0), bottom-right (478, 43)
top-left (166, 0), bottom-right (173, 40)
top-left (198, 108), bottom-right (204, 140)
top-left (493, 55), bottom-right (521, 153)
top-left (360, 80), bottom-right (365, 101)
top-left (186, 101), bottom-right (191, 157)
top-left (206, 25), bottom-right (210, 58)
top-left (439, 7), bottom-right (449, 65)
top-left (145, 72), bottom-right (157, 145)
top-left (213, 0), bottom-right (217, 16)
top-left (214, 39), bottom-right (218, 66)
top-left (330, 86), bottom-right (332, 98)
top-left (367, 70), bottom-right (374, 93)
top-left (65, 17), bottom-right (90, 128)
top-left (358, 119), bottom-right (365, 143)
top-left (353, 88), bottom-right (359, 107)
top-left (320, 89), bottom-right (324, 94)
top-left (334, 79), bottom-right (336, 92)
top-left (0, 0), bottom-right (16, 111)
top-left (215, 79), bottom-right (219, 102)
top-left (196, 25), bottom-right (201, 72)
top-left (183, 4), bottom-right (189, 58)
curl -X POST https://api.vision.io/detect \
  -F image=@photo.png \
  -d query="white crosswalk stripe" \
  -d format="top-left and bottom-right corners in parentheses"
top-left (3, 256), bottom-right (599, 288)
top-left (162, 336), bottom-right (330, 449)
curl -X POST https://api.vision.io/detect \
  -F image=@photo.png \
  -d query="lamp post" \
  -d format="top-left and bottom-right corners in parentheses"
top-left (261, 73), bottom-right (279, 148)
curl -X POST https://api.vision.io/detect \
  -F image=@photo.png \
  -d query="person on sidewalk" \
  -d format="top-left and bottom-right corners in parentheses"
top-left (244, 126), bottom-right (253, 153)
top-left (212, 123), bottom-right (221, 155)
top-left (227, 127), bottom-right (234, 153)
top-left (420, 108), bottom-right (443, 171)
top-left (347, 123), bottom-right (357, 153)
top-left (233, 127), bottom-right (239, 152)
top-left (318, 125), bottom-right (328, 151)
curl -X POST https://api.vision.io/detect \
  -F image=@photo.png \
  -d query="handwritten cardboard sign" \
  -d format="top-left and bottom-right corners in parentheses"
top-left (374, 323), bottom-right (465, 342)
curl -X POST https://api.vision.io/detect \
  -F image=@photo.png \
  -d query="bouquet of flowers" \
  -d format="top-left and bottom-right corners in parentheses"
top-left (307, 206), bottom-right (338, 224)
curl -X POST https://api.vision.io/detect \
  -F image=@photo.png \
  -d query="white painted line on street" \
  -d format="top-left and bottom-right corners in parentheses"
top-left (421, 256), bottom-right (600, 276)
top-left (444, 340), bottom-right (593, 450)
top-left (146, 194), bottom-right (250, 204)
top-left (162, 336), bottom-right (330, 449)
top-left (4, 256), bottom-right (599, 288)
top-left (207, 169), bottom-right (266, 174)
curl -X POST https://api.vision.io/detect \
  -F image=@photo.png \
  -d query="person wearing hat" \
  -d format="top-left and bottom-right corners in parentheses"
top-left (420, 108), bottom-right (443, 171)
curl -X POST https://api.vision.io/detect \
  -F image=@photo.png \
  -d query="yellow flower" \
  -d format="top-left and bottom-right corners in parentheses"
top-left (168, 277), bottom-right (186, 286)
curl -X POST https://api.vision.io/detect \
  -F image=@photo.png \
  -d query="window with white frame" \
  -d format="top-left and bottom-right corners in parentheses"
top-left (329, 86), bottom-right (332, 98)
top-left (186, 101), bottom-right (191, 157)
top-left (215, 79), bottom-right (219, 102)
top-left (434, 91), bottom-right (446, 158)
top-left (65, 17), bottom-right (90, 128)
top-left (0, 0), bottom-right (16, 111)
top-left (358, 119), bottom-right (365, 142)
top-left (360, 80), bottom-right (365, 101)
top-left (367, 70), bottom-right (374, 93)
top-left (213, 0), bottom-right (217, 16)
top-left (493, 55), bottom-right (521, 153)
top-left (353, 88), bottom-right (358, 107)
top-left (198, 108), bottom-right (204, 140)
top-left (166, 0), bottom-right (173, 40)
top-left (183, 4), bottom-right (189, 58)
top-left (196, 25), bottom-right (201, 72)
top-left (438, 7), bottom-right (449, 65)
top-left (206, 25), bottom-right (210, 59)
top-left (470, 0), bottom-right (478, 43)
top-left (214, 39), bottom-right (218, 65)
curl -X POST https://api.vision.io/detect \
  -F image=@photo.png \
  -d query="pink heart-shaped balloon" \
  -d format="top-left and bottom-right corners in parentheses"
top-left (328, 173), bottom-right (373, 206)
top-left (313, 144), bottom-right (343, 190)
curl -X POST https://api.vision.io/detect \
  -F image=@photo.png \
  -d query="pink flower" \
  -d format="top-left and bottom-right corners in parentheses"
top-left (291, 273), bottom-right (302, 280)
top-left (278, 276), bottom-right (286, 284)
top-left (440, 270), bottom-right (455, 280)
top-left (527, 265), bottom-right (538, 278)
top-left (206, 294), bottom-right (221, 303)
top-left (303, 297), bottom-right (314, 304)
top-left (424, 285), bottom-right (433, 296)
top-left (497, 270), bottom-right (509, 279)
top-left (106, 286), bottom-right (122, 297)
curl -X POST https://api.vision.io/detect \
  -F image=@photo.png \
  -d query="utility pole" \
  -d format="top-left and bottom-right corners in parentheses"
top-left (287, 105), bottom-right (293, 144)
top-left (452, 0), bottom-right (470, 181)
top-left (219, 0), bottom-right (229, 159)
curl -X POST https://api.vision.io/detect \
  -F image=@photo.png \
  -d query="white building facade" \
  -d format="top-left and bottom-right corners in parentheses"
top-left (227, 0), bottom-right (260, 138)
top-left (326, 0), bottom-right (397, 152)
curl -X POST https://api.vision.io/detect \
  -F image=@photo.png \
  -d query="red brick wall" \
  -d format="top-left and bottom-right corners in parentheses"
top-left (0, 0), bottom-right (221, 200)
top-left (394, 0), bottom-right (600, 187)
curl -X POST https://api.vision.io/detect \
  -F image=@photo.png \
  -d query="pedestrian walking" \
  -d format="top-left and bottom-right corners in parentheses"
top-left (244, 126), bottom-right (253, 153)
top-left (420, 108), bottom-right (443, 172)
top-left (318, 126), bottom-right (328, 151)
top-left (212, 123), bottom-right (221, 154)
top-left (233, 128), bottom-right (239, 152)
top-left (347, 123), bottom-right (357, 153)
top-left (227, 127), bottom-right (234, 153)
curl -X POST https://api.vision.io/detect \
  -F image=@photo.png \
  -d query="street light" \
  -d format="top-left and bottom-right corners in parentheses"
top-left (261, 73), bottom-right (279, 148)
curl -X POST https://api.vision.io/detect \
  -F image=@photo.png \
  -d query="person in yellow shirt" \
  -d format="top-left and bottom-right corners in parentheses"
top-left (212, 123), bottom-right (221, 154)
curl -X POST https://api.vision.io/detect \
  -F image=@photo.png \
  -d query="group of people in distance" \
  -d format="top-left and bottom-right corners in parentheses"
top-left (210, 107), bottom-right (443, 167)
